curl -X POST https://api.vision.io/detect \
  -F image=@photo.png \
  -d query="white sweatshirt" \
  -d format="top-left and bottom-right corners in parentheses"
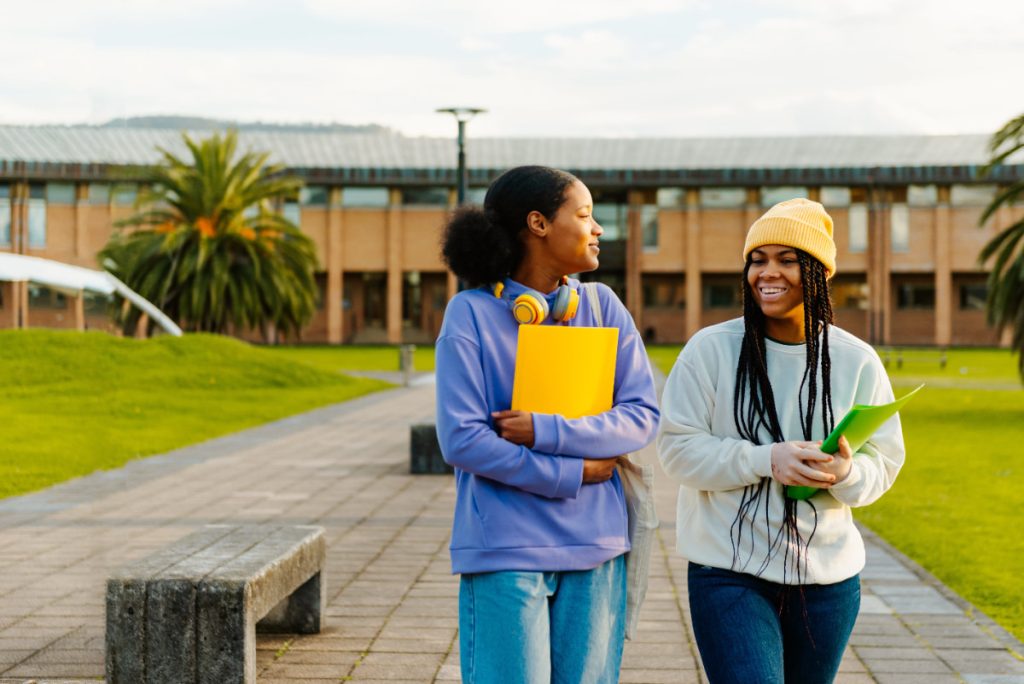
top-left (657, 318), bottom-right (905, 585)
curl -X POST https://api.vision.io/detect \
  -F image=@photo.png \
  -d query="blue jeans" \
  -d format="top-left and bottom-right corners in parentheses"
top-left (687, 563), bottom-right (860, 684)
top-left (458, 555), bottom-right (626, 684)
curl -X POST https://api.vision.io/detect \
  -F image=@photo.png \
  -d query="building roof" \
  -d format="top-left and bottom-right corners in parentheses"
top-left (0, 126), bottom-right (1020, 186)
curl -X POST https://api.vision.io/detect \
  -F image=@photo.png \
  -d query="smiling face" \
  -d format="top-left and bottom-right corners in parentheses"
top-left (542, 180), bottom-right (603, 275)
top-left (747, 244), bottom-right (805, 342)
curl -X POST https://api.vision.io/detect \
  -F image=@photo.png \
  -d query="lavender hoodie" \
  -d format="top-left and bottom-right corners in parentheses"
top-left (435, 278), bottom-right (659, 574)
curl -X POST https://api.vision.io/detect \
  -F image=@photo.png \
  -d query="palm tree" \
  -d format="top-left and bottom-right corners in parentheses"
top-left (101, 130), bottom-right (318, 340)
top-left (978, 113), bottom-right (1024, 380)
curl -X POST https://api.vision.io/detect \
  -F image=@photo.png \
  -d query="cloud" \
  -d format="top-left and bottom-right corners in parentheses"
top-left (0, 0), bottom-right (1021, 137)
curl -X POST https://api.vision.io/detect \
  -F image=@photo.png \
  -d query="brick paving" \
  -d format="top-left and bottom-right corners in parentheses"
top-left (0, 373), bottom-right (1021, 683)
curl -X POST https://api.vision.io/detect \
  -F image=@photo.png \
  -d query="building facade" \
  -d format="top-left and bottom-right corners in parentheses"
top-left (1, 128), bottom-right (1021, 346)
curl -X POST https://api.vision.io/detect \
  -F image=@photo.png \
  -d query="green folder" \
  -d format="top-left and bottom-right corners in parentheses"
top-left (785, 384), bottom-right (924, 501)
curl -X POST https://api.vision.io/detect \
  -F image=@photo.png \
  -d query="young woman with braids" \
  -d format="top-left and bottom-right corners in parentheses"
top-left (435, 165), bottom-right (659, 683)
top-left (657, 198), bottom-right (906, 684)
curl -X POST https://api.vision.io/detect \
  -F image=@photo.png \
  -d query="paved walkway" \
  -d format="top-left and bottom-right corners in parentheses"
top-left (0, 374), bottom-right (1022, 683)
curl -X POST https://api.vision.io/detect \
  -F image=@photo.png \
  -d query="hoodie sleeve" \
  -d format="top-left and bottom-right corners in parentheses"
top-left (530, 285), bottom-right (660, 459)
top-left (435, 331), bottom-right (583, 500)
top-left (656, 340), bottom-right (773, 491)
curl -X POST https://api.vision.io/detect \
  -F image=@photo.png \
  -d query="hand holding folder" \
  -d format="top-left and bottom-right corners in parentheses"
top-left (785, 384), bottom-right (923, 500)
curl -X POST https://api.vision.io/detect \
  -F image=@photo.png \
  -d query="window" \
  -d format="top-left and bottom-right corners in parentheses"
top-left (282, 201), bottom-right (301, 226)
top-left (890, 204), bottom-right (909, 253)
top-left (908, 184), bottom-right (937, 206)
top-left (402, 187), bottom-right (449, 206)
top-left (402, 271), bottom-right (422, 328)
top-left (28, 185), bottom-right (46, 249)
top-left (897, 283), bottom-right (935, 309)
top-left (641, 205), bottom-right (658, 251)
top-left (112, 185), bottom-right (137, 205)
top-left (760, 186), bottom-right (807, 207)
top-left (703, 281), bottom-right (741, 309)
top-left (83, 291), bottom-right (111, 315)
top-left (342, 187), bottom-right (389, 207)
top-left (848, 203), bottom-right (867, 253)
top-left (832, 280), bottom-right (868, 309)
top-left (300, 186), bottom-right (328, 205)
top-left (594, 203), bottom-right (625, 241)
top-left (466, 187), bottom-right (487, 205)
top-left (0, 185), bottom-right (9, 247)
top-left (951, 184), bottom-right (997, 207)
top-left (820, 187), bottom-right (850, 208)
top-left (88, 184), bottom-right (111, 205)
top-left (28, 284), bottom-right (66, 309)
top-left (642, 279), bottom-right (684, 308)
top-left (47, 183), bottom-right (76, 204)
top-left (700, 187), bottom-right (745, 208)
top-left (959, 283), bottom-right (987, 311)
top-left (657, 188), bottom-right (685, 208)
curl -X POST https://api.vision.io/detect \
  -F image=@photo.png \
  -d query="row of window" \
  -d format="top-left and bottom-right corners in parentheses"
top-left (0, 182), bottom-right (1013, 210)
top-left (642, 279), bottom-right (986, 311)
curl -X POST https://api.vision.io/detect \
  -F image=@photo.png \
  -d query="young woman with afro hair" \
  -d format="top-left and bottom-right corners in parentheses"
top-left (435, 165), bottom-right (659, 683)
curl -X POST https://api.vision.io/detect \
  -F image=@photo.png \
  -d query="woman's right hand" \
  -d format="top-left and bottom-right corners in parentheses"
top-left (582, 458), bottom-right (618, 484)
top-left (770, 441), bottom-right (837, 487)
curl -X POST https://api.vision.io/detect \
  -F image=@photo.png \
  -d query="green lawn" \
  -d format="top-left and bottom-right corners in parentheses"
top-left (268, 344), bottom-right (436, 374)
top-left (0, 330), bottom-right (391, 499)
top-left (856, 383), bottom-right (1024, 642)
top-left (652, 342), bottom-right (1024, 642)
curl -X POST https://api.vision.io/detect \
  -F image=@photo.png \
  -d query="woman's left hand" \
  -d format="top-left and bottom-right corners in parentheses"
top-left (809, 435), bottom-right (854, 484)
top-left (492, 410), bottom-right (535, 447)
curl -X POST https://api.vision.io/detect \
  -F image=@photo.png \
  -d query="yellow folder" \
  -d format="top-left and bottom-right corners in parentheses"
top-left (511, 325), bottom-right (619, 418)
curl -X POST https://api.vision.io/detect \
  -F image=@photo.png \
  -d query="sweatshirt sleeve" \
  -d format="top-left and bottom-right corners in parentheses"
top-left (828, 361), bottom-right (905, 507)
top-left (435, 331), bottom-right (583, 500)
top-left (530, 286), bottom-right (660, 459)
top-left (656, 343), bottom-right (773, 491)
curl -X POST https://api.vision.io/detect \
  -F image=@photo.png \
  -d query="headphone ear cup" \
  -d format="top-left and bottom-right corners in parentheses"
top-left (564, 288), bottom-right (580, 321)
top-left (551, 285), bottom-right (579, 322)
top-left (512, 292), bottom-right (548, 325)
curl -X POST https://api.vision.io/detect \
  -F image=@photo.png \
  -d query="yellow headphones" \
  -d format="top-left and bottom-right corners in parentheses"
top-left (493, 276), bottom-right (580, 325)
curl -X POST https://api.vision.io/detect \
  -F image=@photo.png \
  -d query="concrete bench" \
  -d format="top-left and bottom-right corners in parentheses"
top-left (106, 524), bottom-right (325, 684)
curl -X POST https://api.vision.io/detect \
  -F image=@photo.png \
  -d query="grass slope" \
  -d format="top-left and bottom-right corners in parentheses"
top-left (269, 344), bottom-right (437, 374)
top-left (0, 330), bottom-right (390, 499)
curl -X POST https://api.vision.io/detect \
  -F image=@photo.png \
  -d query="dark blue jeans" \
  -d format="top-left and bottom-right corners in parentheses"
top-left (687, 563), bottom-right (860, 684)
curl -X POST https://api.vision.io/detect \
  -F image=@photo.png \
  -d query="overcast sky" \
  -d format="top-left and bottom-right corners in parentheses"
top-left (1, 0), bottom-right (1021, 138)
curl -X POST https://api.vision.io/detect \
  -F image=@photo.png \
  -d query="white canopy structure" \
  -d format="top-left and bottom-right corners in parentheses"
top-left (0, 253), bottom-right (182, 336)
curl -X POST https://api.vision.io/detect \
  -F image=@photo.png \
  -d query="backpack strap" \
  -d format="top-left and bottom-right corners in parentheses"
top-left (583, 282), bottom-right (603, 327)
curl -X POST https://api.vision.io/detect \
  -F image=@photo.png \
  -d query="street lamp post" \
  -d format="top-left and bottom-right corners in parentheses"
top-left (436, 107), bottom-right (486, 205)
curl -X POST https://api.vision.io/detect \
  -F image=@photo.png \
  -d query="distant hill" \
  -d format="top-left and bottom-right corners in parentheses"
top-left (95, 115), bottom-right (397, 135)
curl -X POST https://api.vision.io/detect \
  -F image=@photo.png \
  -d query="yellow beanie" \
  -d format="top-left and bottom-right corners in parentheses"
top-left (742, 198), bottom-right (837, 276)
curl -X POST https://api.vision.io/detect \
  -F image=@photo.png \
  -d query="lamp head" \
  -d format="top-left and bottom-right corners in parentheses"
top-left (436, 107), bottom-right (487, 122)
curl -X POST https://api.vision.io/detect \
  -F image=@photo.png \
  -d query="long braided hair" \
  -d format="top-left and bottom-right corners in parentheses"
top-left (730, 249), bottom-right (835, 583)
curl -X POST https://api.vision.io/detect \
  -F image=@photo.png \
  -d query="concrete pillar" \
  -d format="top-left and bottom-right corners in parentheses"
top-left (624, 190), bottom-right (644, 326)
top-left (934, 187), bottom-right (952, 346)
top-left (880, 191), bottom-right (893, 346)
top-left (1, 281), bottom-right (17, 328)
top-left (68, 291), bottom-right (86, 331)
top-left (386, 189), bottom-right (403, 344)
top-left (15, 280), bottom-right (28, 328)
top-left (75, 183), bottom-right (88, 259)
top-left (867, 187), bottom-right (891, 346)
top-left (326, 188), bottom-right (343, 344)
top-left (11, 182), bottom-right (26, 254)
top-left (684, 189), bottom-right (702, 339)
